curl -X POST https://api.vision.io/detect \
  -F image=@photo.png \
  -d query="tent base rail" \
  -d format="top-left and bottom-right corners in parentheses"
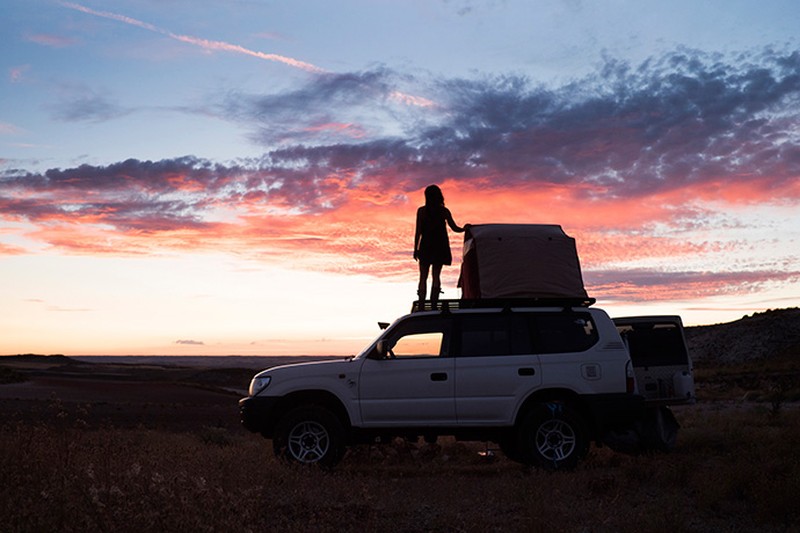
top-left (411, 297), bottom-right (596, 313)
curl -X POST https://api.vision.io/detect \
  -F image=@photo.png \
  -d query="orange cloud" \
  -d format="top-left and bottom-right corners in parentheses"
top-left (5, 174), bottom-right (796, 306)
top-left (303, 122), bottom-right (367, 139)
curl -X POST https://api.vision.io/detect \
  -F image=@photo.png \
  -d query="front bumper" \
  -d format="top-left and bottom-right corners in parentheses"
top-left (239, 396), bottom-right (281, 436)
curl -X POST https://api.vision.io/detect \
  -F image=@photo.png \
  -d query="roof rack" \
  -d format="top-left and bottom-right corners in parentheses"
top-left (411, 297), bottom-right (596, 313)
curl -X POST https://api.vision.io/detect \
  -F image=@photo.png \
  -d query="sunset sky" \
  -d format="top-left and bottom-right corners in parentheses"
top-left (2, 0), bottom-right (799, 356)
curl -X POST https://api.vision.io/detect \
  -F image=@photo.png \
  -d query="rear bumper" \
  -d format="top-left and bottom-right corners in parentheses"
top-left (239, 396), bottom-right (281, 436)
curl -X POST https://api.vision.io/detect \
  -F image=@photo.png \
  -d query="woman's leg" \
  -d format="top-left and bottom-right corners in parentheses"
top-left (418, 261), bottom-right (431, 303)
top-left (431, 264), bottom-right (443, 307)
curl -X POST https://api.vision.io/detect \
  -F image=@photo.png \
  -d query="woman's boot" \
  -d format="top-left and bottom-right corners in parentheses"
top-left (431, 284), bottom-right (441, 310)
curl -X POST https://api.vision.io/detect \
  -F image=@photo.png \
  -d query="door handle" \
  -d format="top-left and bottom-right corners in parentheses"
top-left (518, 367), bottom-right (536, 376)
top-left (430, 372), bottom-right (448, 381)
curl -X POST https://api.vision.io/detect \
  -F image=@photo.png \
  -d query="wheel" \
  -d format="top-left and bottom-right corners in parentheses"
top-left (516, 402), bottom-right (589, 470)
top-left (272, 406), bottom-right (346, 468)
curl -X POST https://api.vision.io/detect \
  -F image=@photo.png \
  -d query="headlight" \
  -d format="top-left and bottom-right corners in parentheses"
top-left (248, 375), bottom-right (271, 396)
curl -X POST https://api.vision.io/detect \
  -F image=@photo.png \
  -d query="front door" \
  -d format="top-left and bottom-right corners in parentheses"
top-left (359, 316), bottom-right (456, 427)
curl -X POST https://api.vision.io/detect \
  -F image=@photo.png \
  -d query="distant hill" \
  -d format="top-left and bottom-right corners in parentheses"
top-left (5, 309), bottom-right (800, 369)
top-left (685, 308), bottom-right (800, 365)
top-left (5, 353), bottom-right (76, 364)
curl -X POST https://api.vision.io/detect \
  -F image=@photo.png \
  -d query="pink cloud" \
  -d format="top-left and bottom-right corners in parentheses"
top-left (589, 270), bottom-right (799, 304)
top-left (0, 122), bottom-right (24, 135)
top-left (304, 122), bottom-right (367, 139)
top-left (0, 242), bottom-right (27, 255)
top-left (3, 173), bottom-right (796, 305)
top-left (24, 33), bottom-right (78, 48)
top-left (9, 65), bottom-right (30, 83)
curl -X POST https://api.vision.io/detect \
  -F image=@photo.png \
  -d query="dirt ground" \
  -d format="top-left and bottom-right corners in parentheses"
top-left (2, 354), bottom-right (799, 532)
top-left (0, 355), bottom-right (251, 431)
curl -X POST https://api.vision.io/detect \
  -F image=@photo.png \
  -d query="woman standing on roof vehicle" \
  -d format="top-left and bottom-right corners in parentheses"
top-left (414, 185), bottom-right (468, 308)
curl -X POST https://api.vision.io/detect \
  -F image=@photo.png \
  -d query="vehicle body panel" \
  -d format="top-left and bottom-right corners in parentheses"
top-left (358, 356), bottom-right (456, 426)
top-left (454, 353), bottom-right (541, 424)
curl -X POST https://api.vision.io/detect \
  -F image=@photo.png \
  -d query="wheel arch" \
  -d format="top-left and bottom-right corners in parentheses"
top-left (274, 390), bottom-right (352, 431)
top-left (515, 388), bottom-right (597, 438)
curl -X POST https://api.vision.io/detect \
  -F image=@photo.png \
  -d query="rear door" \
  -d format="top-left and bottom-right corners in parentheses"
top-left (613, 316), bottom-right (695, 405)
top-left (453, 313), bottom-right (541, 425)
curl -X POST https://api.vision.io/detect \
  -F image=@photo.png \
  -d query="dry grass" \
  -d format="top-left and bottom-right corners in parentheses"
top-left (2, 400), bottom-right (798, 533)
top-left (693, 353), bottom-right (800, 407)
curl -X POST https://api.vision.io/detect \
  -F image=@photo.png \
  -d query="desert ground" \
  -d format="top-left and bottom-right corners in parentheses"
top-left (1, 353), bottom-right (798, 533)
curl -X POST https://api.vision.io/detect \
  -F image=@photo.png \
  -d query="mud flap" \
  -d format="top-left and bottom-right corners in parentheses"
top-left (638, 405), bottom-right (679, 452)
top-left (602, 405), bottom-right (679, 454)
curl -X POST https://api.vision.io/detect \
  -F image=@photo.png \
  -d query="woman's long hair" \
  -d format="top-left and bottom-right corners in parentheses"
top-left (424, 185), bottom-right (445, 208)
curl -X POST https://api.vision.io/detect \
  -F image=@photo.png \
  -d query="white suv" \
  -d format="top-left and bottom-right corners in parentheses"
top-left (240, 299), bottom-right (695, 469)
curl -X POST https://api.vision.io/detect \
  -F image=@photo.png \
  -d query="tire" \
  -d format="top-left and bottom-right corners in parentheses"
top-left (516, 402), bottom-right (589, 470)
top-left (272, 406), bottom-right (346, 468)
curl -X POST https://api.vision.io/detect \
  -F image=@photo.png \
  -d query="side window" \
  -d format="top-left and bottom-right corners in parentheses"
top-left (457, 315), bottom-right (532, 357)
top-left (531, 313), bottom-right (598, 354)
top-left (392, 332), bottom-right (445, 358)
top-left (387, 317), bottom-right (451, 358)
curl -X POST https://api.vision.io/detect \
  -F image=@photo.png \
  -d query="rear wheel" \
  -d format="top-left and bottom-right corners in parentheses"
top-left (517, 402), bottom-right (589, 470)
top-left (273, 406), bottom-right (346, 468)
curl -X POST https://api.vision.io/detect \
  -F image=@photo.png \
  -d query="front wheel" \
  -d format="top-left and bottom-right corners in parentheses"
top-left (517, 402), bottom-right (589, 470)
top-left (273, 406), bottom-right (346, 468)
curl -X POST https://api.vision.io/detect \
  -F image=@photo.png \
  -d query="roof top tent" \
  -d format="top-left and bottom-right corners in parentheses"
top-left (458, 224), bottom-right (589, 301)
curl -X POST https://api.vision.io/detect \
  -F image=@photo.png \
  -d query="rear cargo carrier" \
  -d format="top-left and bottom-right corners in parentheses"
top-left (458, 224), bottom-right (589, 300)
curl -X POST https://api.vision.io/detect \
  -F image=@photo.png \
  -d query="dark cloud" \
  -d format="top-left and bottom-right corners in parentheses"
top-left (220, 68), bottom-right (406, 144)
top-left (2, 47), bottom-right (799, 236)
top-left (210, 47), bottom-right (800, 202)
top-left (587, 268), bottom-right (800, 301)
top-left (49, 87), bottom-right (129, 122)
top-left (419, 48), bottom-right (800, 196)
top-left (175, 339), bottom-right (204, 345)
top-left (0, 157), bottom-right (240, 231)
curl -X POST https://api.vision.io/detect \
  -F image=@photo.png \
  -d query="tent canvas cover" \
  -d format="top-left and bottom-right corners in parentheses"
top-left (458, 224), bottom-right (589, 300)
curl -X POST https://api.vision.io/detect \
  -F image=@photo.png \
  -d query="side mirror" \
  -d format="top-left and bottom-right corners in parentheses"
top-left (366, 340), bottom-right (385, 360)
top-left (376, 340), bottom-right (387, 358)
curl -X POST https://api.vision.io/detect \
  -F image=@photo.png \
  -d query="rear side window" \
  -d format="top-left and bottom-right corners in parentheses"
top-left (457, 315), bottom-right (532, 357)
top-left (529, 313), bottom-right (598, 354)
